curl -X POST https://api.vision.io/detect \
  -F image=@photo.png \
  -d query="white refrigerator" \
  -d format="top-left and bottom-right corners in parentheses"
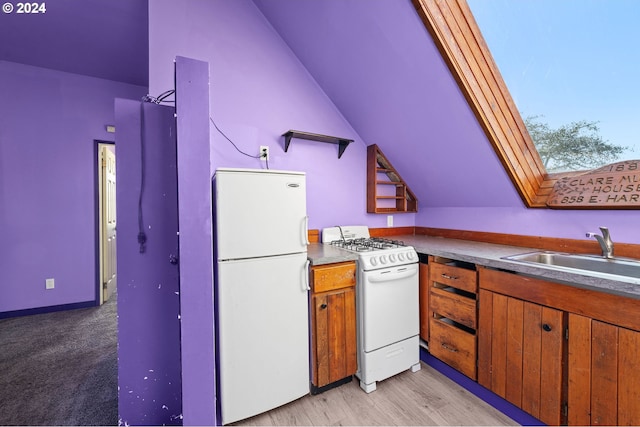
top-left (213, 168), bottom-right (310, 425)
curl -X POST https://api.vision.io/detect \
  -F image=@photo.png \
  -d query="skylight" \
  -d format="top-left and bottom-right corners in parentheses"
top-left (466, 0), bottom-right (639, 173)
top-left (412, 0), bottom-right (640, 208)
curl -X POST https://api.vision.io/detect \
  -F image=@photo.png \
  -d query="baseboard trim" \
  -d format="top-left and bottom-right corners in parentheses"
top-left (308, 228), bottom-right (320, 243)
top-left (369, 226), bottom-right (415, 237)
top-left (0, 300), bottom-right (97, 319)
top-left (420, 349), bottom-right (544, 426)
top-left (415, 226), bottom-right (640, 259)
top-left (310, 375), bottom-right (353, 395)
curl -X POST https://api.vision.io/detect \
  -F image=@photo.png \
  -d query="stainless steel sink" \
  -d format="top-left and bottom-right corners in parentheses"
top-left (502, 251), bottom-right (640, 280)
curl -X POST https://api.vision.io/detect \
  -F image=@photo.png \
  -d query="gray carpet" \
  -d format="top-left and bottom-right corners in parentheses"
top-left (0, 295), bottom-right (118, 426)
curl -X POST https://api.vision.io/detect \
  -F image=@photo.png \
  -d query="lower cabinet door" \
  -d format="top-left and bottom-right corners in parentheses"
top-left (478, 290), bottom-right (566, 426)
top-left (311, 287), bottom-right (357, 388)
top-left (568, 314), bottom-right (640, 426)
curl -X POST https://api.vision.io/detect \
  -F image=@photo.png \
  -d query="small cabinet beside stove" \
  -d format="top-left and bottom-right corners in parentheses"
top-left (418, 254), bottom-right (430, 342)
top-left (427, 255), bottom-right (478, 380)
top-left (309, 261), bottom-right (357, 393)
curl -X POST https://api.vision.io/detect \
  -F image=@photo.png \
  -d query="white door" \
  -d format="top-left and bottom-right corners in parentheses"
top-left (101, 145), bottom-right (117, 303)
top-left (217, 252), bottom-right (310, 425)
top-left (361, 264), bottom-right (419, 352)
top-left (215, 169), bottom-right (307, 260)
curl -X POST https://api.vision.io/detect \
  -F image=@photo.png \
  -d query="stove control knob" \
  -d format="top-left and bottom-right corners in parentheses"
top-left (407, 251), bottom-right (416, 260)
top-left (380, 255), bottom-right (387, 264)
top-left (398, 253), bottom-right (405, 262)
top-left (370, 257), bottom-right (378, 267)
top-left (389, 254), bottom-right (397, 263)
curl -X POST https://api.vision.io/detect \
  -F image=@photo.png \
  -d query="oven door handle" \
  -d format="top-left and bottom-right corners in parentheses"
top-left (368, 268), bottom-right (417, 283)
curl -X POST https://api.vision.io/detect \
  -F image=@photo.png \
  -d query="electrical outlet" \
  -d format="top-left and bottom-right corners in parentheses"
top-left (387, 215), bottom-right (394, 227)
top-left (46, 278), bottom-right (55, 290)
top-left (259, 145), bottom-right (269, 161)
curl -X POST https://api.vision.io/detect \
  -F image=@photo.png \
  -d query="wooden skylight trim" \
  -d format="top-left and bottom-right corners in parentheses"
top-left (411, 0), bottom-right (566, 208)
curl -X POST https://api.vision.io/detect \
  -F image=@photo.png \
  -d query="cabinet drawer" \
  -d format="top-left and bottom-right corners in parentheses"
top-left (429, 317), bottom-right (477, 380)
top-left (430, 262), bottom-right (477, 293)
top-left (311, 262), bottom-right (356, 293)
top-left (430, 287), bottom-right (476, 329)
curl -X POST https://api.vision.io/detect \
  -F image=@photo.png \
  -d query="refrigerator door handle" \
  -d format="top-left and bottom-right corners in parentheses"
top-left (302, 216), bottom-right (310, 246)
top-left (303, 259), bottom-right (311, 291)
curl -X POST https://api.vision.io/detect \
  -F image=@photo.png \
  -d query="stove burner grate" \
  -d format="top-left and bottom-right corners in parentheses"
top-left (330, 237), bottom-right (406, 252)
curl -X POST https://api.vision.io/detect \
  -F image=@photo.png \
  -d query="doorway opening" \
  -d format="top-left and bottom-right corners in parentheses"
top-left (96, 141), bottom-right (117, 305)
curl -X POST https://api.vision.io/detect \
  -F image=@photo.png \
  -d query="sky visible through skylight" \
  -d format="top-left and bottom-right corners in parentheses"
top-left (467, 0), bottom-right (640, 163)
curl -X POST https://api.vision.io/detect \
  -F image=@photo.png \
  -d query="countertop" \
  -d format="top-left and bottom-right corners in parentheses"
top-left (307, 243), bottom-right (359, 266)
top-left (308, 235), bottom-right (640, 299)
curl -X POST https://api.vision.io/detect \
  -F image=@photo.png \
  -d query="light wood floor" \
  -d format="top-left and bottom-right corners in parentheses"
top-left (237, 362), bottom-right (518, 426)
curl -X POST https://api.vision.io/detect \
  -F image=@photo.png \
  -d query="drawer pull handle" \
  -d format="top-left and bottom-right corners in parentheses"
top-left (542, 323), bottom-right (552, 332)
top-left (320, 303), bottom-right (327, 310)
top-left (441, 343), bottom-right (459, 353)
top-left (441, 273), bottom-right (459, 280)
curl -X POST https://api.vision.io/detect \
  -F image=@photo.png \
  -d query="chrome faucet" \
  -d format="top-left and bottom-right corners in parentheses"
top-left (586, 226), bottom-right (614, 259)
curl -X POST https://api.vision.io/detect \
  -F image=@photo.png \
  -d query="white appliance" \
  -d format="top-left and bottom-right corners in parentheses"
top-left (322, 226), bottom-right (421, 393)
top-left (214, 168), bottom-right (310, 425)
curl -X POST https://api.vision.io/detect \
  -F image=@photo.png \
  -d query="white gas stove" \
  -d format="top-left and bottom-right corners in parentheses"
top-left (322, 226), bottom-right (421, 393)
top-left (321, 226), bottom-right (418, 271)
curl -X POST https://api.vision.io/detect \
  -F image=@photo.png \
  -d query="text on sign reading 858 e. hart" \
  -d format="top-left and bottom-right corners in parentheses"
top-left (2, 2), bottom-right (46, 13)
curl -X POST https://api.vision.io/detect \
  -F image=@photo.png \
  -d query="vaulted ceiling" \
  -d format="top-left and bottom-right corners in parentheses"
top-left (253, 0), bottom-right (521, 208)
top-left (0, 0), bottom-right (522, 208)
top-left (0, 0), bottom-right (148, 86)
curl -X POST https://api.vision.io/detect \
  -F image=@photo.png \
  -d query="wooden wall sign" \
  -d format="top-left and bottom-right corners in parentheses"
top-left (547, 160), bottom-right (640, 208)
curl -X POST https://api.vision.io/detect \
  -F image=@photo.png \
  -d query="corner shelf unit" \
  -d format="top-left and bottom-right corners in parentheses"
top-left (282, 130), bottom-right (353, 159)
top-left (367, 144), bottom-right (418, 213)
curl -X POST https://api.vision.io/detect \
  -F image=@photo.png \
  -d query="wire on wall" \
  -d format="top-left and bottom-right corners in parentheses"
top-left (209, 116), bottom-right (269, 170)
top-left (137, 101), bottom-right (147, 253)
top-left (135, 89), bottom-right (179, 254)
top-left (143, 89), bottom-right (175, 105)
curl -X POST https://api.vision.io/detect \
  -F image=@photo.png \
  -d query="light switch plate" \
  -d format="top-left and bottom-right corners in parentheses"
top-left (46, 278), bottom-right (55, 289)
top-left (387, 215), bottom-right (393, 227)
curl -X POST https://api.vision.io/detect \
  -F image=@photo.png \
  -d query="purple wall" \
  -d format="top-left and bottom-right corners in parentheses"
top-left (115, 99), bottom-right (182, 425)
top-left (254, 0), bottom-right (640, 245)
top-left (0, 61), bottom-right (146, 313)
top-left (148, 0), bottom-right (416, 232)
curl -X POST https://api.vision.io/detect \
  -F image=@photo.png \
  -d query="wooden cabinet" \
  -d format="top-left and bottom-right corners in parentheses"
top-left (427, 256), bottom-right (478, 380)
top-left (478, 289), bottom-right (566, 426)
top-left (418, 257), bottom-right (430, 341)
top-left (568, 315), bottom-right (640, 426)
top-left (478, 266), bottom-right (640, 426)
top-left (309, 261), bottom-right (357, 391)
